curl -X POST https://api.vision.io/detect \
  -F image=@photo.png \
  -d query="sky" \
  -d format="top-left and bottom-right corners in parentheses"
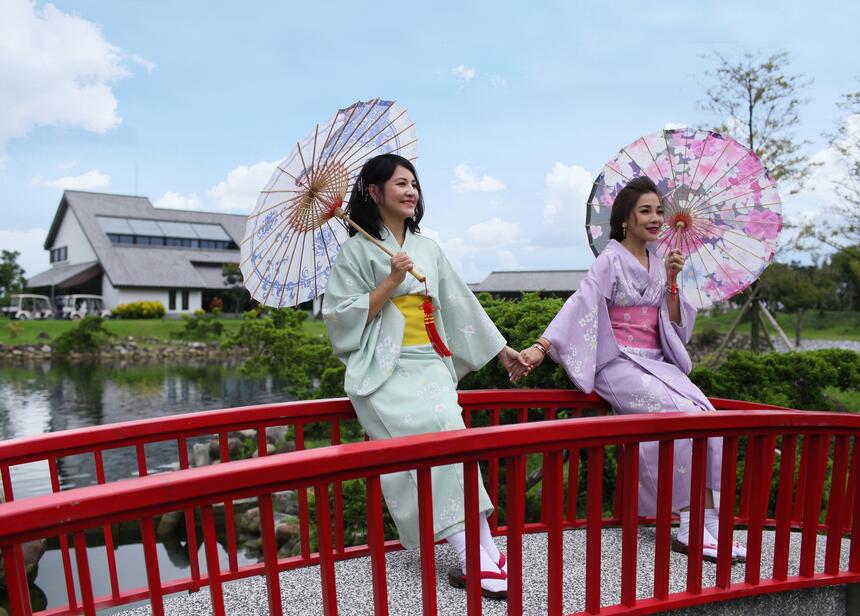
top-left (1, 0), bottom-right (858, 282)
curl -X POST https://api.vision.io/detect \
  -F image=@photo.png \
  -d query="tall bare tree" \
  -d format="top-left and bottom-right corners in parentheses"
top-left (795, 88), bottom-right (860, 262)
top-left (699, 50), bottom-right (813, 352)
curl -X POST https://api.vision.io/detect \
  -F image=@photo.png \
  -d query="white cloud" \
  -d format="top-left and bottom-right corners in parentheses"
top-left (0, 228), bottom-right (49, 278)
top-left (153, 191), bottom-right (203, 211)
top-left (452, 64), bottom-right (476, 81)
top-left (0, 0), bottom-right (132, 153)
top-left (542, 162), bottom-right (593, 224)
top-left (467, 216), bottom-right (520, 245)
top-left (664, 121), bottom-right (688, 130)
top-left (206, 160), bottom-right (279, 212)
top-left (32, 169), bottom-right (111, 191)
top-left (452, 163), bottom-right (506, 193)
top-left (128, 53), bottom-right (156, 74)
top-left (490, 77), bottom-right (508, 88)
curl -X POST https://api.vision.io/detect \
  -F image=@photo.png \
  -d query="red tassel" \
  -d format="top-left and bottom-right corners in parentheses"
top-left (421, 284), bottom-right (452, 357)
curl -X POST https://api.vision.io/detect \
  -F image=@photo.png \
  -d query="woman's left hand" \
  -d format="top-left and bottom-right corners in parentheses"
top-left (666, 249), bottom-right (685, 278)
top-left (498, 346), bottom-right (530, 382)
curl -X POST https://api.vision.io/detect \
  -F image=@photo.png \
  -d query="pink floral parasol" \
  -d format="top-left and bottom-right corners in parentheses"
top-left (586, 127), bottom-right (782, 309)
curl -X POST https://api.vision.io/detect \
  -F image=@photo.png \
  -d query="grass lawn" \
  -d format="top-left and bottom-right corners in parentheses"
top-left (0, 315), bottom-right (329, 346)
top-left (695, 309), bottom-right (860, 342)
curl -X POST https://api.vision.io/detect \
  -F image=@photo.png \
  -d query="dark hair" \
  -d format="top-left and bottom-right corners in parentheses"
top-left (609, 176), bottom-right (662, 241)
top-left (345, 154), bottom-right (424, 240)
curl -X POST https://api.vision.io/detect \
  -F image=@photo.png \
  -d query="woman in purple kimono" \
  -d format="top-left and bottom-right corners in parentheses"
top-left (521, 177), bottom-right (745, 562)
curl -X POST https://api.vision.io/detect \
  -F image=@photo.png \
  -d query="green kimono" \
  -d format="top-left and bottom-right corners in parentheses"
top-left (322, 227), bottom-right (506, 548)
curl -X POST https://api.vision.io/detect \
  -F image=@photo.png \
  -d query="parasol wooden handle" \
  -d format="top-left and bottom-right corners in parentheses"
top-left (669, 221), bottom-right (685, 294)
top-left (331, 208), bottom-right (426, 282)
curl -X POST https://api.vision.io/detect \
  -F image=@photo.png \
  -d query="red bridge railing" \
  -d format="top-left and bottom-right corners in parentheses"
top-left (1, 391), bottom-right (853, 615)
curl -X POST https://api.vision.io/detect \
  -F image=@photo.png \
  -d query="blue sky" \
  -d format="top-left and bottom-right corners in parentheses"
top-left (1, 0), bottom-right (858, 281)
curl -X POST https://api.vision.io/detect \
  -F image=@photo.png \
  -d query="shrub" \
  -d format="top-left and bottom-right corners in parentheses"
top-left (112, 301), bottom-right (166, 319)
top-left (173, 311), bottom-right (224, 340)
top-left (5, 321), bottom-right (22, 340)
top-left (53, 316), bottom-right (112, 358)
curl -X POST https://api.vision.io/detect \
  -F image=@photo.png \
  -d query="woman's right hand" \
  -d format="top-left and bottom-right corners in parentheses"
top-left (521, 346), bottom-right (545, 369)
top-left (388, 251), bottom-right (413, 285)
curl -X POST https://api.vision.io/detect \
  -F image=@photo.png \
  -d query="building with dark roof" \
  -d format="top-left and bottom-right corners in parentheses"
top-left (469, 269), bottom-right (588, 298)
top-left (27, 191), bottom-right (245, 314)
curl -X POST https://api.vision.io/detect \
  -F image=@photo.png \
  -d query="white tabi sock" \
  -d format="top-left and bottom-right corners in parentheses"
top-left (446, 530), bottom-right (507, 593)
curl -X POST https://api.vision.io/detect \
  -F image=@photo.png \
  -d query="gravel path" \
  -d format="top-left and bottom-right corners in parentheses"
top-left (118, 527), bottom-right (850, 616)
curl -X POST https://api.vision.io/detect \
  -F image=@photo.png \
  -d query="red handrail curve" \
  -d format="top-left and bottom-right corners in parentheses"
top-left (0, 400), bottom-right (857, 616)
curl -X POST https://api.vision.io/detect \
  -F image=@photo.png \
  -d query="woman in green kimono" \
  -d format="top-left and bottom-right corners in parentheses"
top-left (322, 154), bottom-right (527, 598)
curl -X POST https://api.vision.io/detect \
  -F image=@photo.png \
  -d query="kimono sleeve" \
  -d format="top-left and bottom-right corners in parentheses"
top-left (657, 291), bottom-right (697, 374)
top-left (436, 251), bottom-right (506, 380)
top-left (322, 245), bottom-right (372, 359)
top-left (541, 252), bottom-right (618, 393)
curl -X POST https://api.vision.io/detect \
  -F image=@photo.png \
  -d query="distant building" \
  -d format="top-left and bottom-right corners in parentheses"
top-left (469, 270), bottom-right (588, 298)
top-left (27, 191), bottom-right (245, 314)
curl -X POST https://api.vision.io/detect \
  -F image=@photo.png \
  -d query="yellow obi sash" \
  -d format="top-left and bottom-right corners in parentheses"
top-left (391, 294), bottom-right (430, 346)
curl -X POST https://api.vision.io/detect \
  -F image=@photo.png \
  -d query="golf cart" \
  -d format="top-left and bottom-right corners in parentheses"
top-left (2, 294), bottom-right (55, 320)
top-left (57, 295), bottom-right (112, 320)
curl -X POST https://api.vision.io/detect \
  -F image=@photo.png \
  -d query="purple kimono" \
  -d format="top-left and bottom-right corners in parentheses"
top-left (542, 239), bottom-right (721, 515)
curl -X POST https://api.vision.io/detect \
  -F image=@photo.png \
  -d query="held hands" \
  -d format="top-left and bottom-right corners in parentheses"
top-left (666, 249), bottom-right (685, 279)
top-left (498, 345), bottom-right (530, 382)
top-left (388, 251), bottom-right (414, 285)
top-left (520, 346), bottom-right (546, 371)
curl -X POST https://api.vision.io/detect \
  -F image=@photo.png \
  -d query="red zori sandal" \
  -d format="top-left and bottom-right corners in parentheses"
top-left (447, 566), bottom-right (507, 600)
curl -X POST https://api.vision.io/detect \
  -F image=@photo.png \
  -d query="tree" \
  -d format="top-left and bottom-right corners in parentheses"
top-left (828, 246), bottom-right (860, 310)
top-left (222, 262), bottom-right (251, 314)
top-left (759, 262), bottom-right (832, 346)
top-left (699, 50), bottom-right (814, 352)
top-left (0, 250), bottom-right (27, 305)
top-left (794, 87), bottom-right (860, 263)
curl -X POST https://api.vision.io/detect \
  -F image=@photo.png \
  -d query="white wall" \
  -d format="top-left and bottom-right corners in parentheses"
top-left (102, 283), bottom-right (202, 314)
top-left (52, 211), bottom-right (96, 265)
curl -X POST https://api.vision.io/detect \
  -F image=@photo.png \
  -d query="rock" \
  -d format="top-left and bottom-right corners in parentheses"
top-left (274, 491), bottom-right (299, 516)
top-left (208, 439), bottom-right (221, 460)
top-left (0, 538), bottom-right (47, 588)
top-left (227, 436), bottom-right (244, 459)
top-left (156, 511), bottom-right (184, 538)
top-left (40, 345), bottom-right (51, 353)
top-left (37, 331), bottom-right (50, 340)
top-left (266, 426), bottom-right (290, 446)
top-left (275, 515), bottom-right (300, 545)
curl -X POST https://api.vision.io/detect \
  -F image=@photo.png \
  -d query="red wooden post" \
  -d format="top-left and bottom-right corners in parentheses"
top-left (331, 421), bottom-right (345, 553)
top-left (177, 436), bottom-right (202, 591)
top-left (73, 531), bottom-right (97, 616)
top-left (620, 442), bottom-right (639, 608)
top-left (585, 446), bottom-right (604, 614)
top-left (296, 423), bottom-right (311, 560)
top-left (316, 483), bottom-right (338, 616)
top-left (218, 431), bottom-right (239, 573)
top-left (1, 545), bottom-right (30, 616)
top-left (716, 436), bottom-right (738, 589)
top-left (545, 450), bottom-right (564, 616)
top-left (464, 461), bottom-right (482, 616)
top-left (744, 435), bottom-right (772, 586)
top-left (49, 457), bottom-right (78, 610)
top-left (201, 505), bottom-right (226, 616)
top-left (259, 492), bottom-right (284, 616)
top-left (793, 435), bottom-right (810, 524)
top-left (94, 449), bottom-right (121, 599)
top-left (850, 437), bottom-right (860, 573)
top-left (613, 444), bottom-right (624, 523)
top-left (824, 435), bottom-right (850, 575)
top-left (366, 475), bottom-right (389, 616)
top-left (417, 467), bottom-right (437, 616)
top-left (141, 516), bottom-right (165, 616)
top-left (686, 437), bottom-right (707, 595)
top-left (800, 434), bottom-right (828, 577)
top-left (654, 440), bottom-right (674, 600)
top-left (488, 413), bottom-right (500, 531)
top-left (566, 447), bottom-right (581, 525)
top-left (738, 436), bottom-right (752, 522)
top-left (506, 455), bottom-right (526, 616)
top-left (773, 434), bottom-right (797, 581)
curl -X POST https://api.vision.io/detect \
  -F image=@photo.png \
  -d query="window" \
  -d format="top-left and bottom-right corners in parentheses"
top-left (169, 290), bottom-right (176, 311)
top-left (181, 290), bottom-right (189, 311)
top-left (50, 246), bottom-right (68, 263)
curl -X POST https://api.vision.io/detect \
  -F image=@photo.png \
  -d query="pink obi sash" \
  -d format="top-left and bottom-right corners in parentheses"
top-left (608, 306), bottom-right (660, 349)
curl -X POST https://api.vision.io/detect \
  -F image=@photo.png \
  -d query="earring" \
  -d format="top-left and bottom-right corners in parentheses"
top-left (622, 224), bottom-right (627, 239)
